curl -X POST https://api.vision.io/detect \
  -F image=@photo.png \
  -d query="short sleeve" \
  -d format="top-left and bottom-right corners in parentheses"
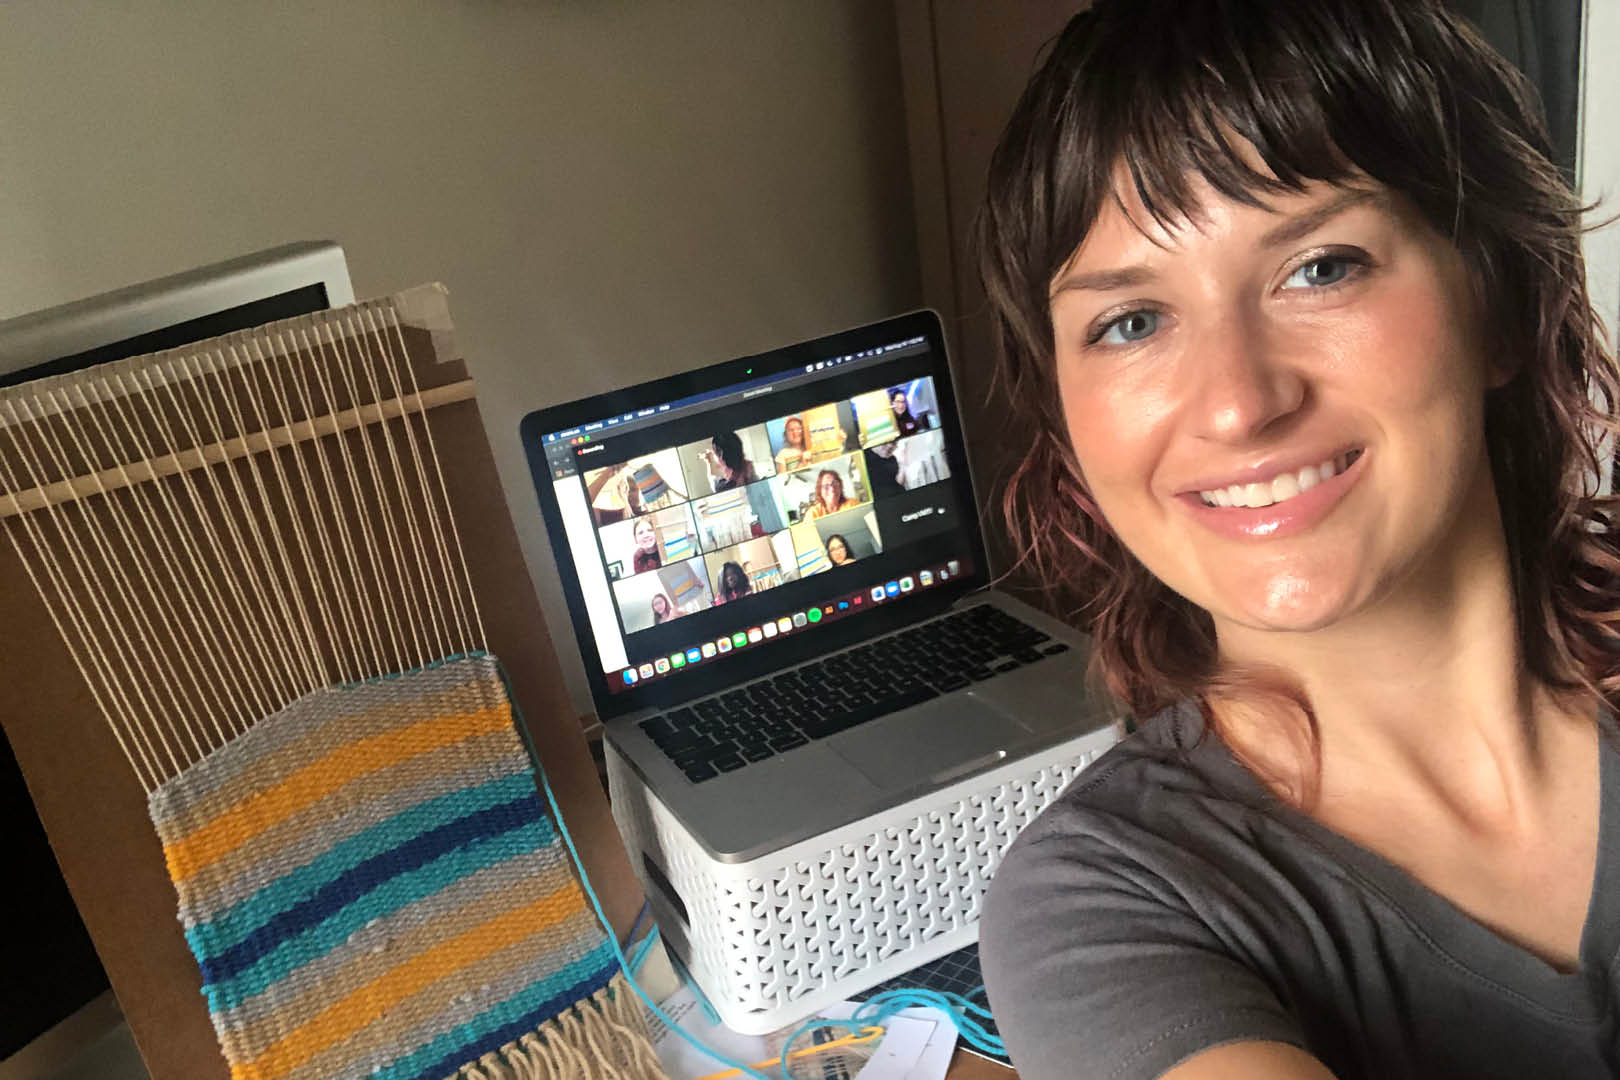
top-left (981, 822), bottom-right (1305, 1080)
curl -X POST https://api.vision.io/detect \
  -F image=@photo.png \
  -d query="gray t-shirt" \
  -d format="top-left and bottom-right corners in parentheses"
top-left (981, 702), bottom-right (1619, 1079)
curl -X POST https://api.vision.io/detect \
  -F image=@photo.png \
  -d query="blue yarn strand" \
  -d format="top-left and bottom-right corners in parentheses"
top-left (494, 658), bottom-right (776, 1080)
top-left (491, 655), bottom-right (1004, 1078)
top-left (772, 989), bottom-right (1004, 1080)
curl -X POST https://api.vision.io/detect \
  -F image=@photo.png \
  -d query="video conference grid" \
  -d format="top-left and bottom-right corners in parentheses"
top-left (578, 376), bottom-right (950, 642)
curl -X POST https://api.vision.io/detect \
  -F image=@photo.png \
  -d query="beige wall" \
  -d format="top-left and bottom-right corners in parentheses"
top-left (895, 1), bottom-right (1080, 590)
top-left (0, 1), bottom-right (920, 713)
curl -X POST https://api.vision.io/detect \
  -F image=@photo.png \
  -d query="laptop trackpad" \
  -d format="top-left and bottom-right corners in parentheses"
top-left (829, 697), bottom-right (1013, 793)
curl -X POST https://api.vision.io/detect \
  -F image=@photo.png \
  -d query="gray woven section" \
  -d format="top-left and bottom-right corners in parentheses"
top-left (148, 655), bottom-right (503, 828)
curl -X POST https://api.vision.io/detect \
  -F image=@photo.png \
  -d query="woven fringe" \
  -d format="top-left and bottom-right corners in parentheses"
top-left (451, 972), bottom-right (667, 1080)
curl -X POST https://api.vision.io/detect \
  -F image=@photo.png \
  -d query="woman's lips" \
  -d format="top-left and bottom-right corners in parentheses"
top-left (1177, 448), bottom-right (1368, 540)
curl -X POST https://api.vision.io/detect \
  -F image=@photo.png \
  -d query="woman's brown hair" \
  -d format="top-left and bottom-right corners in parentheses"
top-left (976, 0), bottom-right (1620, 793)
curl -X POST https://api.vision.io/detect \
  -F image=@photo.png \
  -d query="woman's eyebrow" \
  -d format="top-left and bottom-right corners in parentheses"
top-left (1049, 264), bottom-right (1158, 297)
top-left (1049, 188), bottom-right (1381, 299)
top-left (1260, 188), bottom-right (1379, 248)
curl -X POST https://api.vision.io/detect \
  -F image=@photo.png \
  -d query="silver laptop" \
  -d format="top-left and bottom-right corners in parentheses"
top-left (521, 310), bottom-right (1117, 863)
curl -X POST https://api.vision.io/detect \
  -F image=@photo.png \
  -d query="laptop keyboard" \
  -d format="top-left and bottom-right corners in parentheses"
top-left (637, 604), bottom-right (1073, 783)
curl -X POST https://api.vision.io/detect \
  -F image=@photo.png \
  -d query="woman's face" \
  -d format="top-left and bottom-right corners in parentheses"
top-left (1048, 173), bottom-right (1498, 639)
top-left (634, 518), bottom-right (657, 551)
top-left (651, 594), bottom-right (669, 616)
top-left (785, 417), bottom-right (805, 448)
top-left (828, 537), bottom-right (849, 563)
top-left (818, 473), bottom-right (841, 507)
top-left (892, 391), bottom-right (908, 416)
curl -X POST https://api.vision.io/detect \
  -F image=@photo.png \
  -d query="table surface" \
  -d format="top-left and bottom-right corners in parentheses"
top-left (948, 1049), bottom-right (1016, 1078)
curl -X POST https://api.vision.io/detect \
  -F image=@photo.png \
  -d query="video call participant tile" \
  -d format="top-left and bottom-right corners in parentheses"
top-left (690, 480), bottom-right (785, 551)
top-left (676, 424), bottom-right (777, 498)
top-left (765, 401), bottom-right (858, 474)
top-left (597, 504), bottom-right (700, 581)
top-left (704, 532), bottom-right (800, 606)
top-left (864, 429), bottom-right (952, 500)
top-left (583, 448), bottom-right (689, 527)
top-left (772, 451), bottom-right (872, 526)
top-left (885, 377), bottom-right (940, 437)
top-left (611, 556), bottom-right (714, 633)
top-left (788, 505), bottom-right (883, 577)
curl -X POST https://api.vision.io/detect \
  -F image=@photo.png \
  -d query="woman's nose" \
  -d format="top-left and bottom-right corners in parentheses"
top-left (1189, 315), bottom-right (1307, 443)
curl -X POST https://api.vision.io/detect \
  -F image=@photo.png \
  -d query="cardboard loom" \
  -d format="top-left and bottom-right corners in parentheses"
top-left (0, 288), bottom-right (642, 1080)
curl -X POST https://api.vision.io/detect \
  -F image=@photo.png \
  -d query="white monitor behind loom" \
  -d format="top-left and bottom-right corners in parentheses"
top-left (0, 241), bottom-right (355, 378)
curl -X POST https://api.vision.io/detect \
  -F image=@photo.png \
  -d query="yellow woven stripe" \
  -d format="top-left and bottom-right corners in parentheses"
top-left (164, 703), bottom-right (512, 882)
top-left (230, 879), bottom-right (584, 1080)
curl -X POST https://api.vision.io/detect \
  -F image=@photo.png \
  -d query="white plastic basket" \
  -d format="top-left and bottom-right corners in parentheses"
top-left (607, 720), bottom-right (1124, 1034)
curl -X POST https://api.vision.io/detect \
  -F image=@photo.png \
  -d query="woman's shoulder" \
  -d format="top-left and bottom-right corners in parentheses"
top-left (984, 699), bottom-right (1312, 963)
top-left (981, 702), bottom-right (1311, 1080)
top-left (1006, 701), bottom-right (1241, 852)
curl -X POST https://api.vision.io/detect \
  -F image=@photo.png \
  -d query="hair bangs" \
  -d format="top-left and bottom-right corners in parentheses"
top-left (1048, 5), bottom-right (1375, 281)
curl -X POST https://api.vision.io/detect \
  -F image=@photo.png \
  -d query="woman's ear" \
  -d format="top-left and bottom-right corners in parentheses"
top-left (1458, 251), bottom-right (1518, 391)
top-left (1476, 311), bottom-right (1522, 390)
top-left (1484, 353), bottom-right (1520, 390)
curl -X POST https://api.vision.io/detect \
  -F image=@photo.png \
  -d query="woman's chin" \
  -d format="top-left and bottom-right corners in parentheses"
top-left (1211, 569), bottom-right (1365, 635)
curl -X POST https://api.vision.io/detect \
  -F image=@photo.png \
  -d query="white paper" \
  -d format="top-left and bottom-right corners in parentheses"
top-left (650, 983), bottom-right (771, 1080)
top-left (820, 1003), bottom-right (955, 1080)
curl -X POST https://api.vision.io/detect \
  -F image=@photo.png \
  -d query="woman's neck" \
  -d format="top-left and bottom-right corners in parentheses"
top-left (1211, 470), bottom-right (1588, 819)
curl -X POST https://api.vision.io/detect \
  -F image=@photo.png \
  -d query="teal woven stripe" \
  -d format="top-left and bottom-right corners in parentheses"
top-left (208, 844), bottom-right (571, 1042)
top-left (203, 815), bottom-right (557, 1012)
top-left (184, 769), bottom-right (537, 957)
top-left (175, 733), bottom-right (530, 921)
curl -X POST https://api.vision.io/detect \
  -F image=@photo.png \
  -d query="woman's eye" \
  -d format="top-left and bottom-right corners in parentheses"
top-left (1283, 255), bottom-right (1357, 289)
top-left (1093, 309), bottom-right (1159, 346)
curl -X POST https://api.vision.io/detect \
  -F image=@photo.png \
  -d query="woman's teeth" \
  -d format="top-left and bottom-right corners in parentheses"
top-left (1199, 450), bottom-right (1361, 509)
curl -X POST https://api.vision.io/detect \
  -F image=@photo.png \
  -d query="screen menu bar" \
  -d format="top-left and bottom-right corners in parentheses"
top-left (540, 336), bottom-right (927, 472)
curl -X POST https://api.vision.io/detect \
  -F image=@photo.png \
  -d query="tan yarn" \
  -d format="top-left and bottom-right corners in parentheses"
top-left (452, 973), bottom-right (667, 1080)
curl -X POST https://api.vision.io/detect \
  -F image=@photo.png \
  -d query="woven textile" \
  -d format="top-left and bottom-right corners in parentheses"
top-left (795, 544), bottom-right (831, 577)
top-left (148, 654), bottom-right (660, 1080)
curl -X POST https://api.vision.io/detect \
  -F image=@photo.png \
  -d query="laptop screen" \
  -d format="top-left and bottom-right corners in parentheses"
top-left (522, 311), bottom-right (986, 718)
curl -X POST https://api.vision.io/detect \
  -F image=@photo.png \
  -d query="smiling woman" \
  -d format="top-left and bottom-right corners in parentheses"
top-left (974, 1), bottom-right (1620, 1079)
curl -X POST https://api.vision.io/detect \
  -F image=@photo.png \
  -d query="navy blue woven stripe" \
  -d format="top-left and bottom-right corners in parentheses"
top-left (401, 959), bottom-right (620, 1080)
top-left (198, 793), bottom-right (545, 984)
